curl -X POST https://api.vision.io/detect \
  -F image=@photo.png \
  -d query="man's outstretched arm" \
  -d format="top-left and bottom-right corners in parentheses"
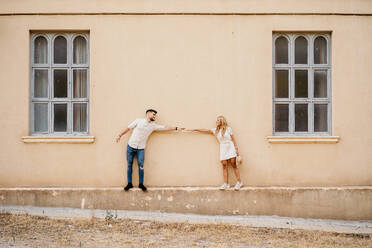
top-left (156, 125), bottom-right (184, 131)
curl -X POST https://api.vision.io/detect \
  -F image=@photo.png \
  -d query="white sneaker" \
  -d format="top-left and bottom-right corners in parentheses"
top-left (234, 181), bottom-right (243, 190)
top-left (220, 183), bottom-right (230, 190)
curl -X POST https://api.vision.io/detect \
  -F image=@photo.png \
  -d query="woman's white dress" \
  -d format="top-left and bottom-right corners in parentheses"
top-left (211, 127), bottom-right (237, 161)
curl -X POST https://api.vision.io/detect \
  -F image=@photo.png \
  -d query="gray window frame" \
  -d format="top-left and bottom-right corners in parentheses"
top-left (272, 33), bottom-right (332, 136)
top-left (30, 32), bottom-right (90, 136)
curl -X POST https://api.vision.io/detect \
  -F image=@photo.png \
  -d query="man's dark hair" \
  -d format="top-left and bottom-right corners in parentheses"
top-left (146, 109), bottom-right (157, 114)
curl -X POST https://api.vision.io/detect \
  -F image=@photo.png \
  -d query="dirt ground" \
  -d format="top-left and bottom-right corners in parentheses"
top-left (0, 213), bottom-right (371, 248)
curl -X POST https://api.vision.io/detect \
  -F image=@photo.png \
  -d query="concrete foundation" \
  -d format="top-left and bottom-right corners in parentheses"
top-left (0, 187), bottom-right (371, 221)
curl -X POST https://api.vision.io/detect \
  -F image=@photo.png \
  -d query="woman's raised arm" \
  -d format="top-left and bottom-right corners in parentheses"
top-left (186, 128), bottom-right (213, 134)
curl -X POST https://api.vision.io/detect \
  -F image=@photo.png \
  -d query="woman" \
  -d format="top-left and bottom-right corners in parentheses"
top-left (187, 116), bottom-right (243, 190)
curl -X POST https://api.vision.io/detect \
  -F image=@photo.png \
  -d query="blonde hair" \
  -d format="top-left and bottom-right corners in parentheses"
top-left (215, 115), bottom-right (228, 137)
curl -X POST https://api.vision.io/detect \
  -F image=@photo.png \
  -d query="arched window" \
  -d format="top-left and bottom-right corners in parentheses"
top-left (73, 36), bottom-right (87, 64)
top-left (295, 36), bottom-right (308, 64)
top-left (273, 33), bottom-right (331, 135)
top-left (314, 36), bottom-right (327, 64)
top-left (34, 36), bottom-right (48, 64)
top-left (31, 33), bottom-right (89, 135)
top-left (275, 36), bottom-right (288, 64)
top-left (54, 36), bottom-right (67, 64)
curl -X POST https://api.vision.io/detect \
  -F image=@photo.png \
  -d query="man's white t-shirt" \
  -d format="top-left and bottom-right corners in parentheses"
top-left (127, 118), bottom-right (165, 149)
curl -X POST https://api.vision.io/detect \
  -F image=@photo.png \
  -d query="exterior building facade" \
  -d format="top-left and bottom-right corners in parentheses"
top-left (0, 0), bottom-right (371, 190)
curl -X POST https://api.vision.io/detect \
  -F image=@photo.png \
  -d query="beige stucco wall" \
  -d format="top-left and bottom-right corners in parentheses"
top-left (0, 1), bottom-right (371, 187)
top-left (0, 0), bottom-right (371, 14)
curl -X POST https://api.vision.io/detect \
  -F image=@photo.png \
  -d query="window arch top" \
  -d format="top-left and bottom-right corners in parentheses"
top-left (34, 36), bottom-right (48, 64)
top-left (295, 36), bottom-right (308, 64)
top-left (73, 35), bottom-right (87, 64)
top-left (54, 35), bottom-right (67, 64)
top-left (314, 36), bottom-right (327, 64)
top-left (275, 36), bottom-right (289, 64)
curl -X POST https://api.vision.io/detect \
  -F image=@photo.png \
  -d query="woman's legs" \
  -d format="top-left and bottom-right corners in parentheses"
top-left (229, 157), bottom-right (241, 182)
top-left (221, 160), bottom-right (228, 184)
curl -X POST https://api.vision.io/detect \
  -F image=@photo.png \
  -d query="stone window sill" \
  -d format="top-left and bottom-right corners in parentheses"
top-left (21, 136), bottom-right (95, 144)
top-left (266, 136), bottom-right (340, 144)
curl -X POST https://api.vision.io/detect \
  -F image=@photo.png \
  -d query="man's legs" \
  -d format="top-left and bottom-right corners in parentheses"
top-left (124, 145), bottom-right (135, 191)
top-left (137, 149), bottom-right (147, 191)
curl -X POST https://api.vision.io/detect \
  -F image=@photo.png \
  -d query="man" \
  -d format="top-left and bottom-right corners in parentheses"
top-left (116, 109), bottom-right (181, 192)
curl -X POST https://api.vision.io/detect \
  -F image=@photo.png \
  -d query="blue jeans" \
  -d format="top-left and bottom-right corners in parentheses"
top-left (126, 145), bottom-right (145, 184)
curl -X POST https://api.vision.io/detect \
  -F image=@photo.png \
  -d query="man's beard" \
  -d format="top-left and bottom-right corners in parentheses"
top-left (150, 117), bottom-right (155, 121)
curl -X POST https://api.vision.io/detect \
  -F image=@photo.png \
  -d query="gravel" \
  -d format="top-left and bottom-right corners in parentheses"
top-left (1, 212), bottom-right (371, 248)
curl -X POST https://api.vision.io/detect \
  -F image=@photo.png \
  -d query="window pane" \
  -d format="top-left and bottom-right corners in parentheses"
top-left (314, 70), bottom-right (327, 98)
top-left (73, 103), bottom-right (87, 132)
top-left (314, 36), bottom-right (327, 64)
top-left (314, 104), bottom-right (328, 132)
top-left (34, 36), bottom-right (48, 64)
top-left (295, 36), bottom-right (308, 64)
top-left (275, 104), bottom-right (289, 132)
top-left (34, 69), bottom-right (48, 98)
top-left (275, 37), bottom-right (288, 64)
top-left (54, 104), bottom-right (67, 132)
top-left (275, 70), bottom-right (288, 98)
top-left (73, 70), bottom-right (87, 98)
top-left (295, 70), bottom-right (308, 98)
top-left (73, 36), bottom-right (87, 64)
top-left (34, 103), bottom-right (48, 132)
top-left (54, 70), bottom-right (67, 98)
top-left (295, 104), bottom-right (308, 132)
top-left (54, 36), bottom-right (67, 64)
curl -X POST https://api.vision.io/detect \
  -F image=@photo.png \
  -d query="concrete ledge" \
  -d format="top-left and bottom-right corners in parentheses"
top-left (0, 187), bottom-right (371, 221)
